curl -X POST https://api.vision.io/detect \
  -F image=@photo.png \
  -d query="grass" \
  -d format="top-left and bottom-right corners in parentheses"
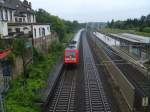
top-left (103, 28), bottom-right (150, 37)
top-left (4, 33), bottom-right (74, 112)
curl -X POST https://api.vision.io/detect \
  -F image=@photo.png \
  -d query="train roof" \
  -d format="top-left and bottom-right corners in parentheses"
top-left (65, 44), bottom-right (77, 50)
top-left (72, 29), bottom-right (84, 42)
top-left (65, 29), bottom-right (84, 51)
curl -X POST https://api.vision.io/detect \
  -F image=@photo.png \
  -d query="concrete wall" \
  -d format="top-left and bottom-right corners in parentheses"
top-left (12, 57), bottom-right (23, 79)
top-left (33, 34), bottom-right (58, 53)
top-left (34, 35), bottom-right (50, 52)
top-left (0, 21), bottom-right (8, 36)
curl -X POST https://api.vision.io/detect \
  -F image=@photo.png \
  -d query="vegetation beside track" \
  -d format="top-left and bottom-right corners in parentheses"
top-left (4, 33), bottom-right (74, 112)
top-left (105, 13), bottom-right (150, 37)
top-left (102, 28), bottom-right (150, 37)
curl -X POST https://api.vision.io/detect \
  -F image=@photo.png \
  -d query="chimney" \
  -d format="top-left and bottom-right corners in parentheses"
top-left (29, 2), bottom-right (32, 8)
top-left (23, 0), bottom-right (28, 5)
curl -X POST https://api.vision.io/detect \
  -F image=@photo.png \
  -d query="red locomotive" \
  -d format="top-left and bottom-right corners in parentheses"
top-left (64, 29), bottom-right (83, 64)
top-left (64, 46), bottom-right (79, 64)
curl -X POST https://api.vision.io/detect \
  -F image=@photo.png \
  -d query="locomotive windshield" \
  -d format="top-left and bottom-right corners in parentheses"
top-left (66, 52), bottom-right (76, 58)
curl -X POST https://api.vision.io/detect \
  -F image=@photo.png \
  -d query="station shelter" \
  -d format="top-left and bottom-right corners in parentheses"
top-left (110, 34), bottom-right (149, 61)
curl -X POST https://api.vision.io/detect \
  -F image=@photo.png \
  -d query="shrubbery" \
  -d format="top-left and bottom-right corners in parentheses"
top-left (49, 41), bottom-right (64, 52)
top-left (143, 27), bottom-right (150, 33)
top-left (5, 41), bottom-right (64, 112)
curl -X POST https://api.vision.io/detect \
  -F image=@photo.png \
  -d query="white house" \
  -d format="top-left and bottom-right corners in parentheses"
top-left (0, 0), bottom-right (36, 23)
top-left (32, 24), bottom-right (51, 39)
top-left (0, 0), bottom-right (36, 37)
top-left (0, 0), bottom-right (52, 50)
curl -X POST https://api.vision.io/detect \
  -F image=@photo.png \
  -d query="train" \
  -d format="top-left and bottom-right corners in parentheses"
top-left (64, 29), bottom-right (84, 64)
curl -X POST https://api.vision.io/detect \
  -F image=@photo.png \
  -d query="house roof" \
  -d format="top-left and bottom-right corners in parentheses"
top-left (8, 22), bottom-right (50, 26)
top-left (0, 49), bottom-right (11, 60)
top-left (0, 0), bottom-right (34, 14)
top-left (0, 0), bottom-right (21, 9)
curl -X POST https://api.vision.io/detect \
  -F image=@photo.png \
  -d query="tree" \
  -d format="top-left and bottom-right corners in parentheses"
top-left (107, 13), bottom-right (150, 32)
top-left (35, 9), bottom-right (66, 41)
top-left (35, 9), bottom-right (83, 41)
top-left (107, 21), bottom-right (111, 28)
top-left (146, 14), bottom-right (150, 27)
top-left (110, 19), bottom-right (114, 28)
top-left (13, 37), bottom-right (28, 81)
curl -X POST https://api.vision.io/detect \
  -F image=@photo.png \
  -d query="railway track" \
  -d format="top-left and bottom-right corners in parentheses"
top-left (45, 32), bottom-right (83, 112)
top-left (45, 31), bottom-right (112, 112)
top-left (82, 32), bottom-right (111, 112)
top-left (47, 68), bottom-right (77, 112)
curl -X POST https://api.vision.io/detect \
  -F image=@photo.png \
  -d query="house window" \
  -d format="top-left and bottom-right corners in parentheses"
top-left (10, 10), bottom-right (13, 22)
top-left (42, 28), bottom-right (45, 36)
top-left (0, 8), bottom-right (4, 20)
top-left (47, 27), bottom-right (49, 32)
top-left (16, 28), bottom-right (20, 33)
top-left (34, 28), bottom-right (36, 38)
top-left (0, 9), bottom-right (1, 20)
top-left (8, 28), bottom-right (12, 32)
top-left (23, 27), bottom-right (28, 30)
top-left (39, 28), bottom-right (41, 36)
top-left (5, 9), bottom-right (8, 20)
top-left (23, 18), bottom-right (25, 22)
top-left (19, 18), bottom-right (22, 22)
top-left (15, 17), bottom-right (18, 22)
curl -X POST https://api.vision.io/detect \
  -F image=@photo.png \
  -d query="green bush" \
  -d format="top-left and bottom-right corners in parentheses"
top-left (49, 41), bottom-right (64, 52)
top-left (5, 49), bottom-right (62, 112)
top-left (5, 55), bottom-right (58, 112)
top-left (5, 33), bottom-right (73, 112)
top-left (33, 48), bottom-right (45, 62)
top-left (143, 27), bottom-right (150, 33)
top-left (6, 53), bottom-right (16, 65)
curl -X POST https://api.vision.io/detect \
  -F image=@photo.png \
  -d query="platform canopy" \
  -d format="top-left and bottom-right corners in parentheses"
top-left (111, 33), bottom-right (150, 44)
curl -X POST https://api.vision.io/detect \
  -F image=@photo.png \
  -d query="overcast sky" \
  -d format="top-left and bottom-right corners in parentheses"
top-left (27, 0), bottom-right (150, 23)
